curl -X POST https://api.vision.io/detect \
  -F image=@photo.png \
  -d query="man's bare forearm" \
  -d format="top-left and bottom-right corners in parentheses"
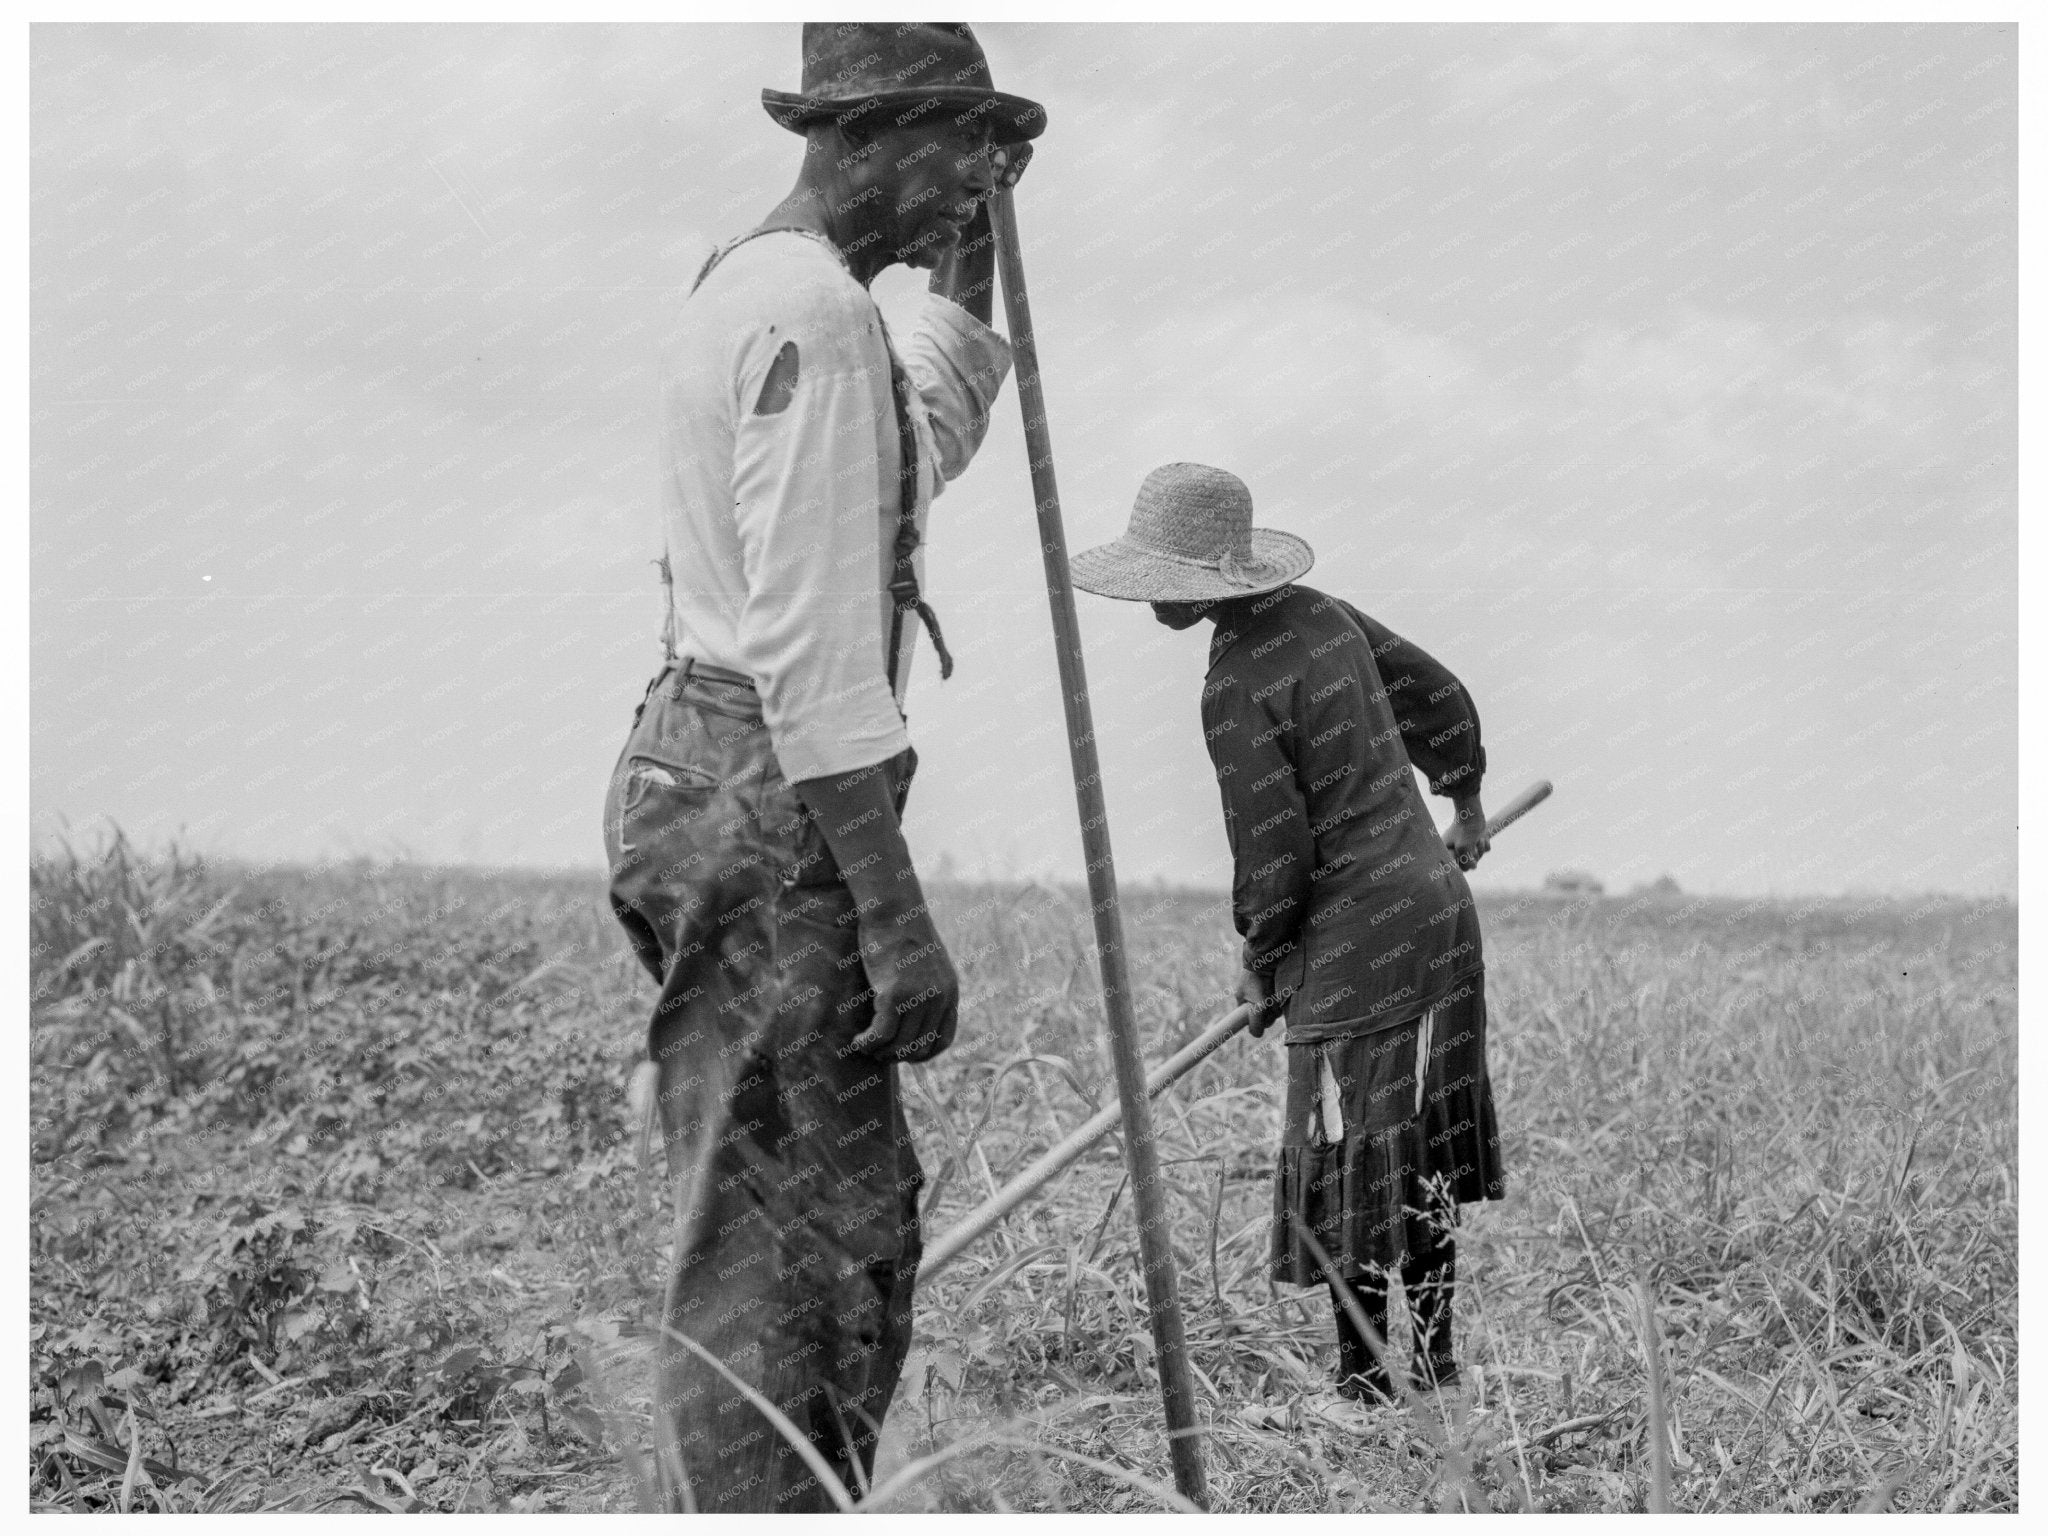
top-left (790, 760), bottom-right (959, 1061)
top-left (790, 763), bottom-right (931, 926)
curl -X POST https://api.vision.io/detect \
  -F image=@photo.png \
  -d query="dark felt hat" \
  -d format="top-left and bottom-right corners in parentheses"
top-left (762, 22), bottom-right (1046, 144)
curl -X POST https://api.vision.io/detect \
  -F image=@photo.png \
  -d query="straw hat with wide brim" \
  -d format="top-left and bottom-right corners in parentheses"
top-left (762, 22), bottom-right (1047, 145)
top-left (1071, 464), bottom-right (1315, 604)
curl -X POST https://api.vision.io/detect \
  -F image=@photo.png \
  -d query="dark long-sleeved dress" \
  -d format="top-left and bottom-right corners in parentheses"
top-left (1199, 583), bottom-right (1505, 1283)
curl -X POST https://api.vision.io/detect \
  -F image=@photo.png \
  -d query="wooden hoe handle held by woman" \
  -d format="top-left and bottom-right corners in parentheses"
top-left (1456, 778), bottom-right (1551, 843)
top-left (927, 779), bottom-right (1555, 1273)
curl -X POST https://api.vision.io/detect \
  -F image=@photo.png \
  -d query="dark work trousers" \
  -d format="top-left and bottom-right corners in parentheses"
top-left (602, 662), bottom-right (923, 1512)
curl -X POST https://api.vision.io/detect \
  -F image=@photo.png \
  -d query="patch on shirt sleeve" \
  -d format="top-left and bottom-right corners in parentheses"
top-left (753, 339), bottom-right (799, 416)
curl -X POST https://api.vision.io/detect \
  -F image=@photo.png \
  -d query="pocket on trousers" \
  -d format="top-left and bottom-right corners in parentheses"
top-left (610, 746), bottom-right (722, 863)
top-left (621, 754), bottom-right (719, 818)
top-left (613, 701), bottom-right (734, 820)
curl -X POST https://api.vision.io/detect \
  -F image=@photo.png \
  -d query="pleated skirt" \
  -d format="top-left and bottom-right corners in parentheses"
top-left (1271, 968), bottom-right (1505, 1286)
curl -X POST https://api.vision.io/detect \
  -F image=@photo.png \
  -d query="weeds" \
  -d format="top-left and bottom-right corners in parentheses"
top-left (897, 881), bottom-right (2017, 1513)
top-left (27, 838), bottom-right (2017, 1511)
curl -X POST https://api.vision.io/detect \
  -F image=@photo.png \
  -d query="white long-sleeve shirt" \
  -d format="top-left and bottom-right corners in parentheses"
top-left (658, 230), bottom-right (1013, 784)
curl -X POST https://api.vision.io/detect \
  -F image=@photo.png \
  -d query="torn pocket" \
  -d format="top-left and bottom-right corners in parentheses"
top-left (621, 753), bottom-right (719, 818)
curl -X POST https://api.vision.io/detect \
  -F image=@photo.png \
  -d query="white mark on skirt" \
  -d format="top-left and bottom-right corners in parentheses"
top-left (1414, 1006), bottom-right (1436, 1117)
top-left (1316, 1045), bottom-right (1345, 1143)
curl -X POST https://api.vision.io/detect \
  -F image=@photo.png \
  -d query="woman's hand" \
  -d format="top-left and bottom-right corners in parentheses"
top-left (1236, 967), bottom-right (1283, 1038)
top-left (1444, 792), bottom-right (1491, 872)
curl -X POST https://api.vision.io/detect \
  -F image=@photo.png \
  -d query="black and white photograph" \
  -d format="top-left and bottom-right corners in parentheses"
top-left (25, 14), bottom-right (2020, 1514)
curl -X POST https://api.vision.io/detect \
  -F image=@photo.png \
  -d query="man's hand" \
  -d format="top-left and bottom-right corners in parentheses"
top-left (1444, 791), bottom-right (1491, 872)
top-left (791, 762), bottom-right (961, 1064)
top-left (1235, 967), bottom-right (1284, 1038)
top-left (929, 142), bottom-right (1032, 324)
top-left (848, 905), bottom-right (960, 1062)
top-left (989, 140), bottom-right (1032, 191)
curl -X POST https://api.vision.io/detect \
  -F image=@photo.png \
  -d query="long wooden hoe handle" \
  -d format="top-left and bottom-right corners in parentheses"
top-left (988, 187), bottom-right (1209, 1509)
top-left (1459, 778), bottom-right (1552, 843)
top-left (922, 1003), bottom-right (1257, 1279)
top-left (928, 780), bottom-right (1555, 1274)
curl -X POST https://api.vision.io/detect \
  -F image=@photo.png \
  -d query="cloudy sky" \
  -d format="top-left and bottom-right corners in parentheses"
top-left (31, 22), bottom-right (2015, 895)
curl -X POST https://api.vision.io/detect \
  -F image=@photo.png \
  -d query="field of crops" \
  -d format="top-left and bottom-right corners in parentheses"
top-left (29, 836), bottom-right (2017, 1512)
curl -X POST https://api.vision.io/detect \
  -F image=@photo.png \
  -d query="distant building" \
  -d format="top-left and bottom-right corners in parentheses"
top-left (1543, 870), bottom-right (1605, 896)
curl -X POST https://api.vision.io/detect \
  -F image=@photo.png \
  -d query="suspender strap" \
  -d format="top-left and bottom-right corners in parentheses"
top-left (654, 551), bottom-right (679, 664)
top-left (666, 227), bottom-right (954, 692)
top-left (884, 347), bottom-right (955, 687)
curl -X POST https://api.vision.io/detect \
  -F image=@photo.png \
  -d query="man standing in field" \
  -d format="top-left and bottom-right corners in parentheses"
top-left (600, 23), bottom-right (1043, 1512)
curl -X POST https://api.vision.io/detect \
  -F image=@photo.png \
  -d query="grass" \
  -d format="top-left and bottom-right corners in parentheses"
top-left (28, 833), bottom-right (2017, 1511)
